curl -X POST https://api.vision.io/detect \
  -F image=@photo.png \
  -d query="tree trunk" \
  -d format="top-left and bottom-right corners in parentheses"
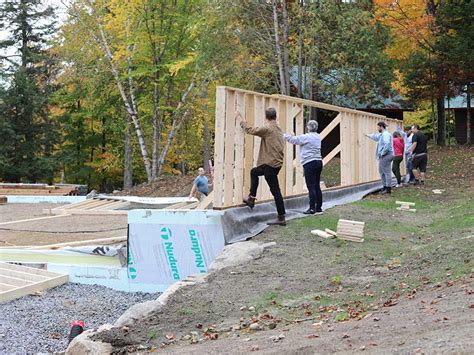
top-left (436, 96), bottom-right (446, 146)
top-left (466, 83), bottom-right (472, 144)
top-left (203, 114), bottom-right (210, 173)
top-left (272, 0), bottom-right (287, 95)
top-left (123, 116), bottom-right (133, 190)
top-left (151, 82), bottom-right (160, 179)
top-left (281, 0), bottom-right (291, 95)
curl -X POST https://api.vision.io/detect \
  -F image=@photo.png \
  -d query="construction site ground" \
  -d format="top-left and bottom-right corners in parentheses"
top-left (0, 204), bottom-right (127, 247)
top-left (93, 145), bottom-right (474, 354)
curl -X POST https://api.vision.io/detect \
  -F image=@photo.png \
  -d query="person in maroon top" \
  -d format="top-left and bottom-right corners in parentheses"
top-left (392, 131), bottom-right (404, 187)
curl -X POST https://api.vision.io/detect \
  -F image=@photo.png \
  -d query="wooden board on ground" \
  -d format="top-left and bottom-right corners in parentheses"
top-left (311, 229), bottom-right (334, 239)
top-left (0, 262), bottom-right (68, 303)
top-left (395, 201), bottom-right (416, 206)
top-left (337, 219), bottom-right (365, 242)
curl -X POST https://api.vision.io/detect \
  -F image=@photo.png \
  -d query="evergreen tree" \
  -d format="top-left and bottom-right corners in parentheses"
top-left (0, 0), bottom-right (58, 182)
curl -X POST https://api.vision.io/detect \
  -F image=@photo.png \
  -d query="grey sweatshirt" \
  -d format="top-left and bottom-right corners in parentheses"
top-left (283, 132), bottom-right (322, 166)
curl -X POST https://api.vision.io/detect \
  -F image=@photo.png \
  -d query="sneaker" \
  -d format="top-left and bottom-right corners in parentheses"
top-left (314, 208), bottom-right (323, 215)
top-left (413, 179), bottom-right (424, 186)
top-left (395, 184), bottom-right (400, 188)
top-left (303, 208), bottom-right (316, 215)
top-left (380, 187), bottom-right (392, 194)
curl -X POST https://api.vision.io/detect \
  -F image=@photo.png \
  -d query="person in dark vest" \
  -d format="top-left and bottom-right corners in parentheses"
top-left (409, 124), bottom-right (428, 185)
top-left (236, 108), bottom-right (286, 226)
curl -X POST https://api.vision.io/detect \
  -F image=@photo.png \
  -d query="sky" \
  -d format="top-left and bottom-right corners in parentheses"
top-left (0, 0), bottom-right (69, 62)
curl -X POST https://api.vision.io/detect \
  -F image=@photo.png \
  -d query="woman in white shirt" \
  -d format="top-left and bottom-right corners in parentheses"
top-left (283, 120), bottom-right (323, 215)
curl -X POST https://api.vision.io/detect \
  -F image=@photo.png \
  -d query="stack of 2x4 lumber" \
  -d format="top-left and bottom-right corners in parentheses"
top-left (336, 219), bottom-right (365, 242)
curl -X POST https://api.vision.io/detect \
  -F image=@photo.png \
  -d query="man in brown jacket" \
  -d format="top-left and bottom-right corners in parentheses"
top-left (236, 108), bottom-right (286, 226)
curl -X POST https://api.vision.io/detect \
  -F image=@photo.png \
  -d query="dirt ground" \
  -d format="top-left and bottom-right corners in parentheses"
top-left (115, 175), bottom-right (197, 197)
top-left (0, 204), bottom-right (127, 246)
top-left (95, 145), bottom-right (473, 354)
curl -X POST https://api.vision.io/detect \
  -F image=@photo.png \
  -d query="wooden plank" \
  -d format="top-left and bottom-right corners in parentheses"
top-left (213, 87), bottom-right (227, 208)
top-left (278, 99), bottom-right (287, 195)
top-left (320, 114), bottom-right (341, 140)
top-left (338, 219), bottom-right (365, 226)
top-left (0, 275), bottom-right (33, 287)
top-left (272, 94), bottom-right (388, 119)
top-left (340, 112), bottom-right (350, 186)
top-left (395, 201), bottom-right (416, 206)
top-left (196, 191), bottom-right (214, 210)
top-left (338, 236), bottom-right (364, 243)
top-left (243, 94), bottom-right (255, 196)
top-left (55, 210), bottom-right (127, 216)
top-left (29, 236), bottom-right (127, 250)
top-left (0, 283), bottom-right (15, 292)
top-left (0, 263), bottom-right (59, 277)
top-left (285, 102), bottom-right (295, 195)
top-left (167, 200), bottom-right (193, 209)
top-left (0, 269), bottom-right (48, 282)
top-left (311, 229), bottom-right (334, 239)
top-left (0, 274), bottom-right (68, 304)
top-left (253, 95), bottom-right (265, 201)
top-left (90, 200), bottom-right (125, 210)
top-left (77, 199), bottom-right (110, 210)
top-left (294, 106), bottom-right (304, 195)
top-left (322, 144), bottom-right (341, 166)
top-left (325, 228), bottom-right (337, 237)
top-left (55, 198), bottom-right (97, 210)
top-left (223, 90), bottom-right (236, 207)
top-left (234, 92), bottom-right (246, 204)
top-left (0, 214), bottom-right (69, 226)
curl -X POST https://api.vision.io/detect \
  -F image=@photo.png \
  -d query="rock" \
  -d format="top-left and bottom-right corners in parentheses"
top-left (248, 306), bottom-right (256, 312)
top-left (249, 323), bottom-right (262, 331)
top-left (66, 331), bottom-right (112, 355)
top-left (240, 306), bottom-right (248, 311)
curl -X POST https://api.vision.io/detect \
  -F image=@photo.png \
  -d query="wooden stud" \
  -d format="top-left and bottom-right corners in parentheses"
top-left (213, 87), bottom-right (227, 208)
top-left (243, 94), bottom-right (255, 196)
top-left (223, 90), bottom-right (236, 207)
top-left (234, 92), bottom-right (246, 204)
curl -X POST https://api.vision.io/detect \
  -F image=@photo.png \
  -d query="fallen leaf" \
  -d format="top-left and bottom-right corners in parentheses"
top-left (306, 334), bottom-right (320, 339)
top-left (165, 334), bottom-right (175, 340)
top-left (446, 280), bottom-right (454, 287)
top-left (195, 323), bottom-right (203, 329)
top-left (251, 345), bottom-right (259, 351)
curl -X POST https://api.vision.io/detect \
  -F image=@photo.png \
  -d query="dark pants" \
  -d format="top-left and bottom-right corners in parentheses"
top-left (303, 160), bottom-right (323, 210)
top-left (250, 165), bottom-right (285, 216)
top-left (392, 155), bottom-right (403, 184)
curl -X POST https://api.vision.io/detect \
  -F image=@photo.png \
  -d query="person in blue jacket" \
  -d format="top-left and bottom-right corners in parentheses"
top-left (364, 121), bottom-right (394, 194)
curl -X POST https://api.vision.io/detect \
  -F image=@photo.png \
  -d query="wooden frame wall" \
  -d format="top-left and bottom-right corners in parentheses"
top-left (213, 86), bottom-right (404, 209)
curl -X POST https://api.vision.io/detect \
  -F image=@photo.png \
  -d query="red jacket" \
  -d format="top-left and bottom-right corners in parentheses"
top-left (393, 137), bottom-right (404, 157)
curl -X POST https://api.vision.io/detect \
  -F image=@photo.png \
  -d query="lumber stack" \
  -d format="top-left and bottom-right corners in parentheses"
top-left (336, 219), bottom-right (365, 242)
top-left (0, 183), bottom-right (79, 196)
top-left (396, 201), bottom-right (416, 212)
top-left (0, 196), bottom-right (7, 205)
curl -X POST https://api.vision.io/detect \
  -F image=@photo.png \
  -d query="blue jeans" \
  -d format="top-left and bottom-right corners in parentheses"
top-left (405, 153), bottom-right (415, 182)
top-left (303, 160), bottom-right (323, 211)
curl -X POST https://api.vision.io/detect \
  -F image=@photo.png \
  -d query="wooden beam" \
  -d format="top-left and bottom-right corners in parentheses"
top-left (196, 191), bottom-right (214, 210)
top-left (320, 114), bottom-right (341, 140)
top-left (29, 236), bottom-right (127, 250)
top-left (213, 87), bottom-right (227, 208)
top-left (322, 144), bottom-right (341, 166)
top-left (0, 214), bottom-right (69, 226)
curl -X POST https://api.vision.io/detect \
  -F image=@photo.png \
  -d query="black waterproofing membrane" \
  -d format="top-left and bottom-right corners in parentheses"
top-left (221, 180), bottom-right (387, 244)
